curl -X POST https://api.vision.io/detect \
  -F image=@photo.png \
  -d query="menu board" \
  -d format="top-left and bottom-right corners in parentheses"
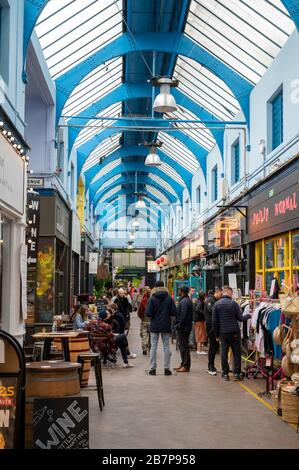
top-left (0, 377), bottom-right (18, 449)
top-left (33, 397), bottom-right (89, 449)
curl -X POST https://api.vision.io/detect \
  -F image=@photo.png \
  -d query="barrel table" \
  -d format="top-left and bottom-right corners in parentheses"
top-left (32, 331), bottom-right (91, 387)
top-left (25, 361), bottom-right (81, 449)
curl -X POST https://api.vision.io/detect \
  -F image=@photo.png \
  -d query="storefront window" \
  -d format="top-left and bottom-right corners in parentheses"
top-left (256, 242), bottom-right (263, 270)
top-left (265, 240), bottom-right (274, 268)
top-left (276, 237), bottom-right (286, 268)
top-left (293, 234), bottom-right (299, 266)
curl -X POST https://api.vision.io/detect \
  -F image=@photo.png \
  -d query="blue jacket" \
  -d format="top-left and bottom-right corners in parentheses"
top-left (212, 295), bottom-right (251, 337)
top-left (177, 295), bottom-right (193, 332)
top-left (145, 287), bottom-right (177, 333)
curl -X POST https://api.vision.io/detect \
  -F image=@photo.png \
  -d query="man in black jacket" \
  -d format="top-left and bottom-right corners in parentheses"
top-left (204, 288), bottom-right (222, 375)
top-left (145, 281), bottom-right (177, 376)
top-left (174, 286), bottom-right (193, 372)
top-left (212, 286), bottom-right (251, 381)
top-left (113, 287), bottom-right (132, 331)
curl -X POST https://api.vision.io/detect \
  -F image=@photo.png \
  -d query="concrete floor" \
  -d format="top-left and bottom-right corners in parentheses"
top-left (85, 313), bottom-right (299, 449)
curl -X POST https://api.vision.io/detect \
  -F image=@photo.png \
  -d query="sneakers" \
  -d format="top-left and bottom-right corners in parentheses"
top-left (148, 369), bottom-right (156, 376)
top-left (222, 374), bottom-right (229, 381)
top-left (207, 367), bottom-right (217, 376)
top-left (234, 374), bottom-right (243, 381)
top-left (196, 351), bottom-right (208, 355)
top-left (128, 353), bottom-right (137, 359)
top-left (164, 369), bottom-right (172, 376)
top-left (123, 363), bottom-right (134, 368)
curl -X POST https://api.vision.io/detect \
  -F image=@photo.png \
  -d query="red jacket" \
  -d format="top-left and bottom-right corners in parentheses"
top-left (137, 293), bottom-right (150, 321)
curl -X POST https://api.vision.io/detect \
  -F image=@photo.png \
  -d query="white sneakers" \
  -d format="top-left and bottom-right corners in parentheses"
top-left (196, 351), bottom-right (208, 355)
top-left (128, 353), bottom-right (137, 359)
top-left (123, 363), bottom-right (134, 368)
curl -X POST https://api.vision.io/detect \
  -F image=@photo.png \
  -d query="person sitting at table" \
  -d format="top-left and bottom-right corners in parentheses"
top-left (73, 305), bottom-right (91, 330)
top-left (106, 303), bottom-right (137, 359)
top-left (84, 310), bottom-right (134, 368)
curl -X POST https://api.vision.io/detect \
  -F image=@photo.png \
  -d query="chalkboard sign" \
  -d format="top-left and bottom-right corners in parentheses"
top-left (33, 397), bottom-right (89, 449)
top-left (0, 330), bottom-right (26, 450)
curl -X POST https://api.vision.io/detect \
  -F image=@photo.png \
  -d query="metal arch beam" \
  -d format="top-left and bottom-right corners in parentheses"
top-left (55, 33), bottom-right (253, 123)
top-left (76, 119), bottom-right (208, 176)
top-left (23, 0), bottom-right (49, 79)
top-left (83, 145), bottom-right (192, 194)
top-left (90, 162), bottom-right (185, 204)
top-left (102, 209), bottom-right (159, 230)
top-left (68, 83), bottom-right (224, 153)
top-left (103, 188), bottom-right (164, 206)
top-left (281, 1), bottom-right (299, 31)
top-left (93, 175), bottom-right (178, 206)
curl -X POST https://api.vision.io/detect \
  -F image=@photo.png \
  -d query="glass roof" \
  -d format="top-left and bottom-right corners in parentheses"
top-left (74, 102), bottom-right (122, 148)
top-left (82, 132), bottom-right (122, 173)
top-left (158, 132), bottom-right (199, 173)
top-left (164, 106), bottom-right (215, 151)
top-left (185, 0), bottom-right (295, 85)
top-left (95, 175), bottom-right (123, 194)
top-left (148, 173), bottom-right (179, 198)
top-left (159, 162), bottom-right (186, 187)
top-left (98, 185), bottom-right (122, 202)
top-left (91, 158), bottom-right (122, 185)
top-left (174, 55), bottom-right (240, 121)
top-left (35, 0), bottom-right (123, 79)
top-left (62, 57), bottom-right (123, 118)
top-left (146, 186), bottom-right (169, 204)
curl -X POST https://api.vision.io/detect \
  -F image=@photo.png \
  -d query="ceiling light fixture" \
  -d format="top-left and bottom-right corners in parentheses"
top-left (144, 140), bottom-right (162, 167)
top-left (152, 77), bottom-right (179, 113)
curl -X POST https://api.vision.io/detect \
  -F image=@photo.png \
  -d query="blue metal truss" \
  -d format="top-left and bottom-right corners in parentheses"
top-left (281, 1), bottom-right (299, 30)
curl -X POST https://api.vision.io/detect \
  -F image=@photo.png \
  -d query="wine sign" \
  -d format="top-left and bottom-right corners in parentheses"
top-left (33, 397), bottom-right (89, 449)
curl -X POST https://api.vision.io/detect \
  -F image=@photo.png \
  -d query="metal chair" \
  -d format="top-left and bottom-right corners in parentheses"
top-left (77, 352), bottom-right (105, 411)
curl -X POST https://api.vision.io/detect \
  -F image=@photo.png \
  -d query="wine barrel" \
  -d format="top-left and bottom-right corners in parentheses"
top-left (53, 335), bottom-right (91, 387)
top-left (25, 361), bottom-right (81, 449)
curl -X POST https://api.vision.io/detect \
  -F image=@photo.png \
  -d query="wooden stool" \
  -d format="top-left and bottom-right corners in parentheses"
top-left (77, 352), bottom-right (105, 411)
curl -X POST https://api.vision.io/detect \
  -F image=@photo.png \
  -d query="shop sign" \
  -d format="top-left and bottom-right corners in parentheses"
top-left (97, 263), bottom-right (109, 280)
top-left (190, 228), bottom-right (205, 257)
top-left (33, 397), bottom-right (89, 449)
top-left (0, 133), bottom-right (24, 215)
top-left (27, 177), bottom-right (44, 187)
top-left (248, 169), bottom-right (299, 242)
top-left (26, 192), bottom-right (40, 267)
top-left (255, 274), bottom-right (264, 291)
top-left (88, 253), bottom-right (98, 274)
top-left (0, 330), bottom-right (26, 450)
top-left (147, 261), bottom-right (157, 272)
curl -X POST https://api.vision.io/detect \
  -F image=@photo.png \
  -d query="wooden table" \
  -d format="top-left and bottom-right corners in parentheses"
top-left (32, 331), bottom-right (89, 362)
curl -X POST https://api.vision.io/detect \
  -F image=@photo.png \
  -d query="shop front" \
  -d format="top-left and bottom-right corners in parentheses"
top-left (203, 207), bottom-right (247, 292)
top-left (0, 119), bottom-right (27, 344)
top-left (248, 160), bottom-right (299, 294)
top-left (32, 191), bottom-right (71, 328)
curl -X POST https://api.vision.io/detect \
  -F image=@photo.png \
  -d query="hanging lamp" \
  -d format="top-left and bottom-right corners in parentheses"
top-left (152, 77), bottom-right (179, 113)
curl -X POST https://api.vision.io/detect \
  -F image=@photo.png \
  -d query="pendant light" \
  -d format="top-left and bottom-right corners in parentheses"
top-left (132, 218), bottom-right (139, 228)
top-left (152, 77), bottom-right (179, 113)
top-left (145, 146), bottom-right (162, 166)
top-left (135, 195), bottom-right (146, 209)
top-left (224, 256), bottom-right (240, 267)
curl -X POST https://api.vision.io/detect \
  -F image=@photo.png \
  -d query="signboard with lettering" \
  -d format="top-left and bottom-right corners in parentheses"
top-left (89, 253), bottom-right (98, 274)
top-left (0, 133), bottom-right (24, 215)
top-left (27, 177), bottom-right (44, 187)
top-left (33, 397), bottom-right (89, 449)
top-left (248, 169), bottom-right (299, 242)
top-left (26, 192), bottom-right (40, 267)
top-left (0, 330), bottom-right (26, 449)
top-left (147, 261), bottom-right (157, 273)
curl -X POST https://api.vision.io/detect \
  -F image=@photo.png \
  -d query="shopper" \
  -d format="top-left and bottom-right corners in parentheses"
top-left (113, 287), bottom-right (132, 332)
top-left (72, 305), bottom-right (91, 330)
top-left (145, 281), bottom-right (177, 376)
top-left (137, 287), bottom-right (151, 355)
top-left (204, 288), bottom-right (223, 375)
top-left (194, 291), bottom-right (207, 355)
top-left (85, 310), bottom-right (134, 368)
top-left (174, 286), bottom-right (193, 372)
top-left (212, 285), bottom-right (251, 381)
top-left (106, 303), bottom-right (136, 359)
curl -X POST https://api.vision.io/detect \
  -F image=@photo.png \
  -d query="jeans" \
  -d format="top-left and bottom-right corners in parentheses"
top-left (220, 331), bottom-right (241, 375)
top-left (177, 330), bottom-right (191, 370)
top-left (206, 324), bottom-right (217, 369)
top-left (114, 334), bottom-right (129, 364)
top-left (150, 332), bottom-right (171, 370)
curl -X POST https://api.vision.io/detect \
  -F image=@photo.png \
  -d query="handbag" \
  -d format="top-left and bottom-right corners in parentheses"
top-left (273, 322), bottom-right (284, 345)
top-left (282, 355), bottom-right (295, 378)
top-left (279, 289), bottom-right (299, 317)
top-left (282, 327), bottom-right (293, 357)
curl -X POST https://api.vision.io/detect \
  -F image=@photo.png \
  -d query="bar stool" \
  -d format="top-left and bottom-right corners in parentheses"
top-left (77, 352), bottom-right (105, 411)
